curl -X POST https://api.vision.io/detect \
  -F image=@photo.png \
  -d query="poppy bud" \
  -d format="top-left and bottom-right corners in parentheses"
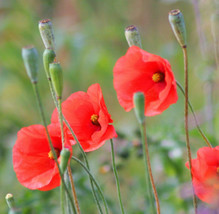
top-left (49, 62), bottom-right (63, 99)
top-left (5, 194), bottom-right (22, 214)
top-left (39, 19), bottom-right (55, 50)
top-left (43, 49), bottom-right (56, 79)
top-left (60, 148), bottom-right (71, 174)
top-left (168, 9), bottom-right (187, 48)
top-left (133, 92), bottom-right (145, 124)
top-left (22, 46), bottom-right (38, 84)
top-left (125, 25), bottom-right (142, 48)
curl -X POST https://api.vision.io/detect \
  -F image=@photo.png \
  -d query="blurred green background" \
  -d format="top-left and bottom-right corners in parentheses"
top-left (1, 0), bottom-right (219, 213)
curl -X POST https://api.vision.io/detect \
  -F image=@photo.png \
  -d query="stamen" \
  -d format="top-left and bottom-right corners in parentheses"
top-left (152, 72), bottom-right (165, 83)
top-left (48, 148), bottom-right (60, 160)
top-left (91, 114), bottom-right (100, 126)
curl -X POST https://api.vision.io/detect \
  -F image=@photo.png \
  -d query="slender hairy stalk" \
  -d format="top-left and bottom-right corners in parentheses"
top-left (71, 156), bottom-right (109, 214)
top-left (46, 77), bottom-right (104, 214)
top-left (140, 122), bottom-right (160, 214)
top-left (110, 139), bottom-right (125, 214)
top-left (176, 81), bottom-right (212, 148)
top-left (182, 47), bottom-right (198, 213)
top-left (60, 182), bottom-right (65, 214)
top-left (32, 83), bottom-right (76, 214)
top-left (68, 165), bottom-right (81, 214)
top-left (57, 99), bottom-right (65, 148)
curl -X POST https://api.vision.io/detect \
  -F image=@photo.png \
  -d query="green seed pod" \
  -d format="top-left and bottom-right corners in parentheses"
top-left (49, 62), bottom-right (63, 99)
top-left (125, 25), bottom-right (142, 48)
top-left (43, 49), bottom-right (56, 79)
top-left (169, 9), bottom-right (187, 48)
top-left (22, 46), bottom-right (39, 83)
top-left (60, 148), bottom-right (71, 174)
top-left (133, 92), bottom-right (145, 124)
top-left (39, 19), bottom-right (55, 50)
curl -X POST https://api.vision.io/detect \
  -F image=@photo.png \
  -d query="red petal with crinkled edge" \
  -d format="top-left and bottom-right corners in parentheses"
top-left (113, 46), bottom-right (178, 116)
top-left (185, 146), bottom-right (219, 205)
top-left (51, 83), bottom-right (117, 152)
top-left (13, 124), bottom-right (71, 191)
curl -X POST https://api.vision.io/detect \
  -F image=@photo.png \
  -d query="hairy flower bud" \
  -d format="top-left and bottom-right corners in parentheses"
top-left (60, 148), bottom-right (71, 174)
top-left (49, 62), bottom-right (63, 99)
top-left (43, 49), bottom-right (56, 79)
top-left (133, 92), bottom-right (145, 124)
top-left (169, 9), bottom-right (187, 48)
top-left (22, 46), bottom-right (38, 83)
top-left (5, 194), bottom-right (22, 214)
top-left (125, 25), bottom-right (142, 48)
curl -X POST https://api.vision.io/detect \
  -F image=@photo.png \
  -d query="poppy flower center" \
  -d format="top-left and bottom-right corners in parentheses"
top-left (48, 148), bottom-right (60, 160)
top-left (152, 72), bottom-right (165, 83)
top-left (91, 114), bottom-right (100, 126)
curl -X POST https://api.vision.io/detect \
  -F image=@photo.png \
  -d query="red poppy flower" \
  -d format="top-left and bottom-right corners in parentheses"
top-left (13, 124), bottom-right (71, 191)
top-left (113, 46), bottom-right (178, 116)
top-left (51, 83), bottom-right (117, 152)
top-left (185, 146), bottom-right (219, 204)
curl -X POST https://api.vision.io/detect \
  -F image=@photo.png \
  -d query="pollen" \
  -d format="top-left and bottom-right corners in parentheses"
top-left (48, 148), bottom-right (60, 160)
top-left (152, 72), bottom-right (165, 83)
top-left (91, 114), bottom-right (100, 126)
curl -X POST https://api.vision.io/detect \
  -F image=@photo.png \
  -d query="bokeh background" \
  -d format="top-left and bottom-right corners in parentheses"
top-left (1, 0), bottom-right (219, 213)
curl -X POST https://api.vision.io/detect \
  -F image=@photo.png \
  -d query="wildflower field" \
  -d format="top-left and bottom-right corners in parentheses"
top-left (1, 0), bottom-right (219, 213)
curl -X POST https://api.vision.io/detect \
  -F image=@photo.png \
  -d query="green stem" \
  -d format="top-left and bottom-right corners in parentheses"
top-left (46, 76), bottom-right (104, 214)
top-left (71, 156), bottom-right (109, 214)
top-left (176, 81), bottom-right (212, 148)
top-left (140, 123), bottom-right (159, 214)
top-left (182, 47), bottom-right (198, 214)
top-left (110, 139), bottom-right (125, 214)
top-left (58, 99), bottom-right (65, 148)
top-left (32, 83), bottom-right (76, 214)
top-left (61, 182), bottom-right (66, 214)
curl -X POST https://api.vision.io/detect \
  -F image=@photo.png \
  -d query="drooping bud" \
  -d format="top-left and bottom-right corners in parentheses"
top-left (49, 62), bottom-right (63, 99)
top-left (43, 49), bottom-right (56, 79)
top-left (133, 92), bottom-right (145, 124)
top-left (168, 9), bottom-right (187, 48)
top-left (60, 148), bottom-right (71, 174)
top-left (39, 19), bottom-right (55, 50)
top-left (22, 46), bottom-right (39, 84)
top-left (125, 25), bottom-right (142, 48)
top-left (5, 194), bottom-right (22, 214)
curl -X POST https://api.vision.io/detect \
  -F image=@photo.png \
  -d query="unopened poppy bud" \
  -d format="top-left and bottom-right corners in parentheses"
top-left (5, 194), bottom-right (22, 214)
top-left (49, 62), bottom-right (63, 99)
top-left (169, 9), bottom-right (187, 48)
top-left (133, 92), bottom-right (145, 124)
top-left (125, 25), bottom-right (142, 48)
top-left (43, 49), bottom-right (56, 79)
top-left (39, 19), bottom-right (55, 50)
top-left (60, 148), bottom-right (71, 174)
top-left (22, 46), bottom-right (39, 84)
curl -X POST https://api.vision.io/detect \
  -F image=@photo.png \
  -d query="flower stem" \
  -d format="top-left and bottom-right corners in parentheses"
top-left (32, 83), bottom-right (76, 214)
top-left (46, 76), bottom-right (104, 214)
top-left (182, 47), bottom-right (198, 213)
top-left (71, 156), bottom-right (109, 214)
top-left (61, 182), bottom-right (66, 214)
top-left (110, 139), bottom-right (125, 214)
top-left (176, 81), bottom-right (212, 148)
top-left (140, 122), bottom-right (160, 214)
top-left (67, 165), bottom-right (81, 214)
top-left (57, 99), bottom-right (64, 148)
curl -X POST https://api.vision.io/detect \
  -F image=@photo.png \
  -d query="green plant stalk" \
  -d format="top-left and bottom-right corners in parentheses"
top-left (140, 122), bottom-right (160, 214)
top-left (176, 81), bottom-right (212, 148)
top-left (182, 47), bottom-right (197, 213)
top-left (45, 76), bottom-right (105, 214)
top-left (32, 83), bottom-right (76, 214)
top-left (110, 139), bottom-right (125, 214)
top-left (61, 182), bottom-right (65, 214)
top-left (71, 156), bottom-right (109, 214)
